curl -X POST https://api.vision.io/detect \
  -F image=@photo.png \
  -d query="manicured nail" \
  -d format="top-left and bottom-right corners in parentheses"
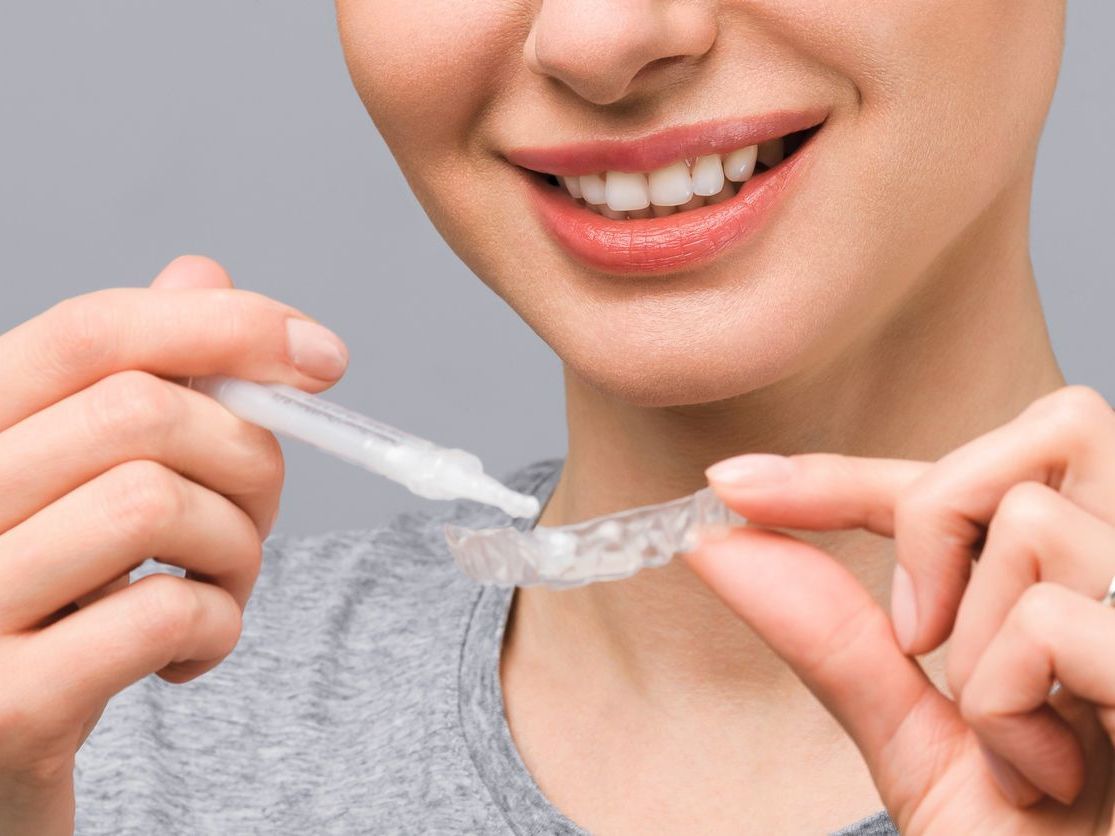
top-left (705, 454), bottom-right (794, 487)
top-left (679, 523), bottom-right (733, 556)
top-left (890, 563), bottom-right (918, 651)
top-left (697, 523), bottom-right (734, 544)
top-left (286, 318), bottom-right (349, 381)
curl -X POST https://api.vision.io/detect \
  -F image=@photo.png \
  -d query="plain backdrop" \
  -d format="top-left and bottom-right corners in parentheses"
top-left (1, 3), bottom-right (1111, 536)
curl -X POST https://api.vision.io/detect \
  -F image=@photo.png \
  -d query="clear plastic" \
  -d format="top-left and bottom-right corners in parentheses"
top-left (445, 487), bottom-right (745, 588)
top-left (189, 375), bottom-right (540, 519)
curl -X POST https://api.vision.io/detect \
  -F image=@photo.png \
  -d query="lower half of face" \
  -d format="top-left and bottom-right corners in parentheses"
top-left (338, 0), bottom-right (1064, 407)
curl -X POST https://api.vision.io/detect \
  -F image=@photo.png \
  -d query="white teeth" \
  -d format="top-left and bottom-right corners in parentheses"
top-left (647, 160), bottom-right (693, 207)
top-left (605, 171), bottom-right (650, 211)
top-left (557, 134), bottom-right (791, 220)
top-left (758, 137), bottom-right (784, 168)
top-left (691, 155), bottom-right (725, 197)
top-left (579, 172), bottom-right (607, 205)
top-left (723, 145), bottom-right (758, 182)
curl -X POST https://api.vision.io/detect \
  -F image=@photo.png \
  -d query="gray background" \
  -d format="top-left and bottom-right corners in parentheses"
top-left (1, 3), bottom-right (1110, 536)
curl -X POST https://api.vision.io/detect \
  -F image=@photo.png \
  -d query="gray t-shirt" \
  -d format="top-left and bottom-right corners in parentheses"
top-left (74, 459), bottom-right (897, 835)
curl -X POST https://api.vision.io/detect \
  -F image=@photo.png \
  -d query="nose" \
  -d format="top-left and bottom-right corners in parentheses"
top-left (524, 0), bottom-right (718, 106)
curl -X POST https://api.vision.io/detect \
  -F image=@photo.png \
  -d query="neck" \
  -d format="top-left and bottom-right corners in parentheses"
top-left (517, 181), bottom-right (1064, 699)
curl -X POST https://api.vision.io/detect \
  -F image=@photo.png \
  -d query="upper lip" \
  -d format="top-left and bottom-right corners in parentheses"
top-left (503, 107), bottom-right (828, 177)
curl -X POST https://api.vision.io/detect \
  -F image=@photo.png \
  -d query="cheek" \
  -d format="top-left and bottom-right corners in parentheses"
top-left (335, 1), bottom-right (523, 180)
top-left (527, 3), bottom-right (1060, 406)
top-left (838, 0), bottom-right (1062, 183)
top-left (731, 0), bottom-right (1065, 361)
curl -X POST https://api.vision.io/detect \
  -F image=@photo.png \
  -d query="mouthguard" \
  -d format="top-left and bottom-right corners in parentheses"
top-left (444, 487), bottom-right (744, 589)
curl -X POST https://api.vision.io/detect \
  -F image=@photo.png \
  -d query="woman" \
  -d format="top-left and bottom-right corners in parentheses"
top-left (0, 0), bottom-right (1108, 833)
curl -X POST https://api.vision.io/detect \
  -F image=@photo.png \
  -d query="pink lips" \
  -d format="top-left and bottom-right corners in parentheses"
top-left (505, 109), bottom-right (825, 275)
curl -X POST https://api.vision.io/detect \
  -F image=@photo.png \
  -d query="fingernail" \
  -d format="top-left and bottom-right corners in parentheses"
top-left (706, 454), bottom-right (794, 487)
top-left (679, 523), bottom-right (733, 555)
top-left (698, 523), bottom-right (735, 543)
top-left (890, 564), bottom-right (918, 651)
top-left (286, 318), bottom-right (348, 381)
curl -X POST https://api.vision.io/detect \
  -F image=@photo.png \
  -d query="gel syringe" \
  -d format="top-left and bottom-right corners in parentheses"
top-left (188, 375), bottom-right (541, 519)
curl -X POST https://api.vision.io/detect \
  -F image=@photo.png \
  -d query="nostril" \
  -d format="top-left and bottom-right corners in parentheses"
top-left (631, 54), bottom-right (689, 85)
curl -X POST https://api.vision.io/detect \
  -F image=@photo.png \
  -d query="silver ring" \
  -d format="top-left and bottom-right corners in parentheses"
top-left (1102, 574), bottom-right (1115, 608)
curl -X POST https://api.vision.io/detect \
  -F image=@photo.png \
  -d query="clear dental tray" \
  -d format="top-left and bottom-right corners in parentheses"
top-left (444, 487), bottom-right (744, 589)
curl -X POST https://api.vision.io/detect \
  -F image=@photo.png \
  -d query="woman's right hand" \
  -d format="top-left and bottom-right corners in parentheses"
top-left (0, 256), bottom-right (349, 835)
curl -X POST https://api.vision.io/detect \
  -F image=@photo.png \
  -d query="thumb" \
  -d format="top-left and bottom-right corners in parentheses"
top-left (150, 255), bottom-right (235, 290)
top-left (684, 527), bottom-right (962, 816)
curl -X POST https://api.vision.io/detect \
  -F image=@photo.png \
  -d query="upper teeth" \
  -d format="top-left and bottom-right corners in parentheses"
top-left (723, 145), bottom-right (758, 183)
top-left (557, 139), bottom-right (784, 213)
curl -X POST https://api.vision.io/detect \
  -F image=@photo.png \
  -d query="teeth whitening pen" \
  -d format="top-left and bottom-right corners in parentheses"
top-left (188, 375), bottom-right (541, 519)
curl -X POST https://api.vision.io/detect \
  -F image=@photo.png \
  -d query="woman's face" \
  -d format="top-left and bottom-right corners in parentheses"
top-left (336, 1), bottom-right (1064, 406)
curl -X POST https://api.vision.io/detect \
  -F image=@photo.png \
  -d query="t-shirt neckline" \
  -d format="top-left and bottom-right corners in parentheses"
top-left (457, 460), bottom-right (588, 834)
top-left (455, 460), bottom-right (894, 836)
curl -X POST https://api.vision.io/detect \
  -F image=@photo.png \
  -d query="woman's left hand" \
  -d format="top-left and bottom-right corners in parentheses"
top-left (686, 385), bottom-right (1115, 834)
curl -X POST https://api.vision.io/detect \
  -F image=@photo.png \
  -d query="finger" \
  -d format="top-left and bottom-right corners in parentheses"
top-left (704, 453), bottom-right (933, 662)
top-left (684, 527), bottom-right (960, 815)
top-left (12, 574), bottom-right (241, 726)
top-left (74, 574), bottom-right (130, 609)
top-left (149, 254), bottom-right (234, 290)
top-left (0, 265), bottom-right (349, 432)
top-left (947, 482), bottom-right (1115, 697)
top-left (0, 459), bottom-right (262, 629)
top-left (891, 386), bottom-right (1115, 654)
top-left (959, 583), bottom-right (1115, 805)
top-left (0, 370), bottom-right (284, 538)
top-left (150, 257), bottom-right (235, 388)
top-left (705, 453), bottom-right (926, 536)
top-left (708, 387), bottom-right (1115, 657)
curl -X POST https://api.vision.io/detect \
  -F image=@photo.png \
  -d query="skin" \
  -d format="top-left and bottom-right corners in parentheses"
top-left (335, 0), bottom-right (1091, 832)
top-left (0, 257), bottom-right (350, 834)
top-left (690, 393), bottom-right (1115, 832)
top-left (1, 0), bottom-right (1104, 834)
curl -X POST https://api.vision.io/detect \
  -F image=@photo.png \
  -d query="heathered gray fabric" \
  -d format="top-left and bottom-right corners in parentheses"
top-left (74, 458), bottom-right (897, 835)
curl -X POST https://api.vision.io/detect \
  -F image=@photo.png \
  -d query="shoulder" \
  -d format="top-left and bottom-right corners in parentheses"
top-left (74, 459), bottom-right (561, 833)
top-left (256, 511), bottom-right (460, 610)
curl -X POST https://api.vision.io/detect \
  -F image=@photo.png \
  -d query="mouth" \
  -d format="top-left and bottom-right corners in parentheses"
top-left (505, 109), bottom-right (826, 275)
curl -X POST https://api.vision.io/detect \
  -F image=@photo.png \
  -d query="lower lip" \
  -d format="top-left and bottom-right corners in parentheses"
top-left (522, 137), bottom-right (815, 276)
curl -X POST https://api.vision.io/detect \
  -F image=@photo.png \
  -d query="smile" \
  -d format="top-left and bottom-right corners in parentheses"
top-left (506, 109), bottom-right (826, 275)
top-left (548, 136), bottom-right (794, 219)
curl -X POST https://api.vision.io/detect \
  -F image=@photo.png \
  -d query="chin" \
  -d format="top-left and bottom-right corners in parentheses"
top-left (541, 303), bottom-right (814, 408)
top-left (571, 360), bottom-right (784, 409)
